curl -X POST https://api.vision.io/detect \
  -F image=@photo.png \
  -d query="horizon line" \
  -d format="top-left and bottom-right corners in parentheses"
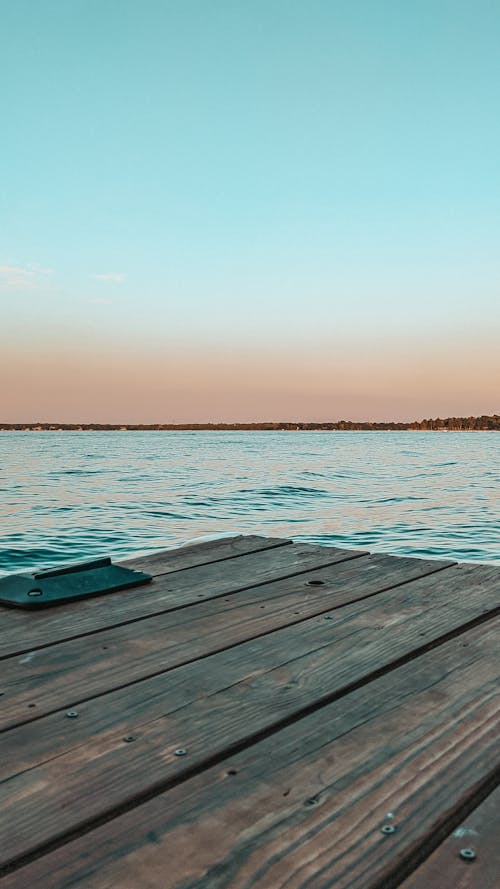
top-left (1, 414), bottom-right (499, 431)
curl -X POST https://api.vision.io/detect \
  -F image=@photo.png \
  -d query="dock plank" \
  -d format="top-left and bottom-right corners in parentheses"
top-left (398, 785), bottom-right (500, 889)
top-left (1, 619), bottom-right (497, 888)
top-left (0, 540), bottom-right (359, 658)
top-left (0, 563), bottom-right (498, 870)
top-left (0, 556), bottom-right (467, 766)
top-left (117, 533), bottom-right (289, 574)
top-left (1, 552), bottom-right (450, 729)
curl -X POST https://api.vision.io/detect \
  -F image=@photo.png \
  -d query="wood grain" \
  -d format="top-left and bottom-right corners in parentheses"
top-left (116, 534), bottom-right (289, 574)
top-left (0, 539), bottom-right (356, 659)
top-left (1, 551), bottom-right (449, 729)
top-left (0, 555), bottom-right (461, 772)
top-left (0, 562), bottom-right (497, 870)
top-left (398, 785), bottom-right (500, 889)
top-left (1, 618), bottom-right (497, 888)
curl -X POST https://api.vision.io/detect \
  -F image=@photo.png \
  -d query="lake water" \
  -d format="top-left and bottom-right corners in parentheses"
top-left (0, 431), bottom-right (498, 574)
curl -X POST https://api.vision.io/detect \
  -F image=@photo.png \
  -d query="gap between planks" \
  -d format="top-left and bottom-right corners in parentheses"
top-left (0, 539), bottom-right (363, 660)
top-left (0, 570), bottom-right (498, 874)
top-left (116, 533), bottom-right (291, 576)
top-left (0, 618), bottom-right (498, 887)
top-left (397, 784), bottom-right (500, 889)
top-left (0, 551), bottom-right (457, 731)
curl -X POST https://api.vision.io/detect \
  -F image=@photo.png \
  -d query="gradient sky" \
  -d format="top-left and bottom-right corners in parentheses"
top-left (1, 0), bottom-right (499, 422)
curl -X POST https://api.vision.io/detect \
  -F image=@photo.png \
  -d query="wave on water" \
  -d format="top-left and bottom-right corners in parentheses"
top-left (0, 430), bottom-right (498, 574)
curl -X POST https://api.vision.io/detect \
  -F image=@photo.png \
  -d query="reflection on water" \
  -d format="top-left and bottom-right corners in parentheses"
top-left (0, 431), bottom-right (498, 574)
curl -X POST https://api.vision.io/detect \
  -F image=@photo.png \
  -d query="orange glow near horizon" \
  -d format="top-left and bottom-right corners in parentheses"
top-left (2, 330), bottom-right (498, 424)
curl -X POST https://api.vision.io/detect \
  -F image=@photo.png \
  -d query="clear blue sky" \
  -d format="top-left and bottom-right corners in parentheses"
top-left (1, 0), bottom-right (499, 422)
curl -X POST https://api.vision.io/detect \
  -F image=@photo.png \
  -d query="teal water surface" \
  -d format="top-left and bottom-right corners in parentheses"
top-left (0, 431), bottom-right (498, 574)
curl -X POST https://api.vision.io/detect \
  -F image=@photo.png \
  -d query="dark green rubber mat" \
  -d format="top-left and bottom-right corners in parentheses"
top-left (0, 557), bottom-right (152, 609)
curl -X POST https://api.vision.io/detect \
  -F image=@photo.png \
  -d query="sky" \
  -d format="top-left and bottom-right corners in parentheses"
top-left (1, 0), bottom-right (499, 423)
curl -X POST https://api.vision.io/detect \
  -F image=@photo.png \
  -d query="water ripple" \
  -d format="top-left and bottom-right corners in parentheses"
top-left (0, 430), bottom-right (498, 574)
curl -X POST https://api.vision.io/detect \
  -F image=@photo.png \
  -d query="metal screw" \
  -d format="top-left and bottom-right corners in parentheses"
top-left (381, 824), bottom-right (397, 835)
top-left (174, 748), bottom-right (187, 756)
top-left (123, 735), bottom-right (136, 743)
top-left (66, 710), bottom-right (78, 718)
top-left (459, 848), bottom-right (476, 861)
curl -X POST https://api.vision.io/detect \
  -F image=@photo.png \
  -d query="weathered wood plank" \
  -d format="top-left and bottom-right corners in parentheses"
top-left (1, 552), bottom-right (449, 729)
top-left (116, 533), bottom-right (289, 575)
top-left (1, 619), bottom-right (498, 887)
top-left (0, 540), bottom-right (358, 659)
top-left (398, 785), bottom-right (500, 889)
top-left (0, 563), bottom-right (497, 870)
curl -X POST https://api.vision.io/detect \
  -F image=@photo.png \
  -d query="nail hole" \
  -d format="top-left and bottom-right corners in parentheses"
top-left (28, 703), bottom-right (36, 708)
top-left (307, 580), bottom-right (325, 587)
top-left (123, 735), bottom-right (136, 743)
top-left (227, 769), bottom-right (238, 776)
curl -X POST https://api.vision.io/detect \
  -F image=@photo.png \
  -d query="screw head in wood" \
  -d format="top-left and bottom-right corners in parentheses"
top-left (381, 824), bottom-right (396, 835)
top-left (459, 848), bottom-right (476, 861)
top-left (123, 736), bottom-right (136, 743)
top-left (174, 748), bottom-right (187, 756)
top-left (66, 710), bottom-right (78, 718)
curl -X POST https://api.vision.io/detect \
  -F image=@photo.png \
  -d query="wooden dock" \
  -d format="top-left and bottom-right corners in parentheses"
top-left (0, 535), bottom-right (498, 888)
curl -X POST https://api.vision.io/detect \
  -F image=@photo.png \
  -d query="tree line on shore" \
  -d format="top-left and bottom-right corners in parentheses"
top-left (1, 415), bottom-right (499, 431)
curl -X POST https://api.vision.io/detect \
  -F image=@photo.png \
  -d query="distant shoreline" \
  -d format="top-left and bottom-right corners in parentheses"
top-left (1, 416), bottom-right (499, 432)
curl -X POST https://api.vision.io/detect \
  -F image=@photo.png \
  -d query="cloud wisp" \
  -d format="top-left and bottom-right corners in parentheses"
top-left (92, 273), bottom-right (127, 283)
top-left (0, 263), bottom-right (52, 290)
